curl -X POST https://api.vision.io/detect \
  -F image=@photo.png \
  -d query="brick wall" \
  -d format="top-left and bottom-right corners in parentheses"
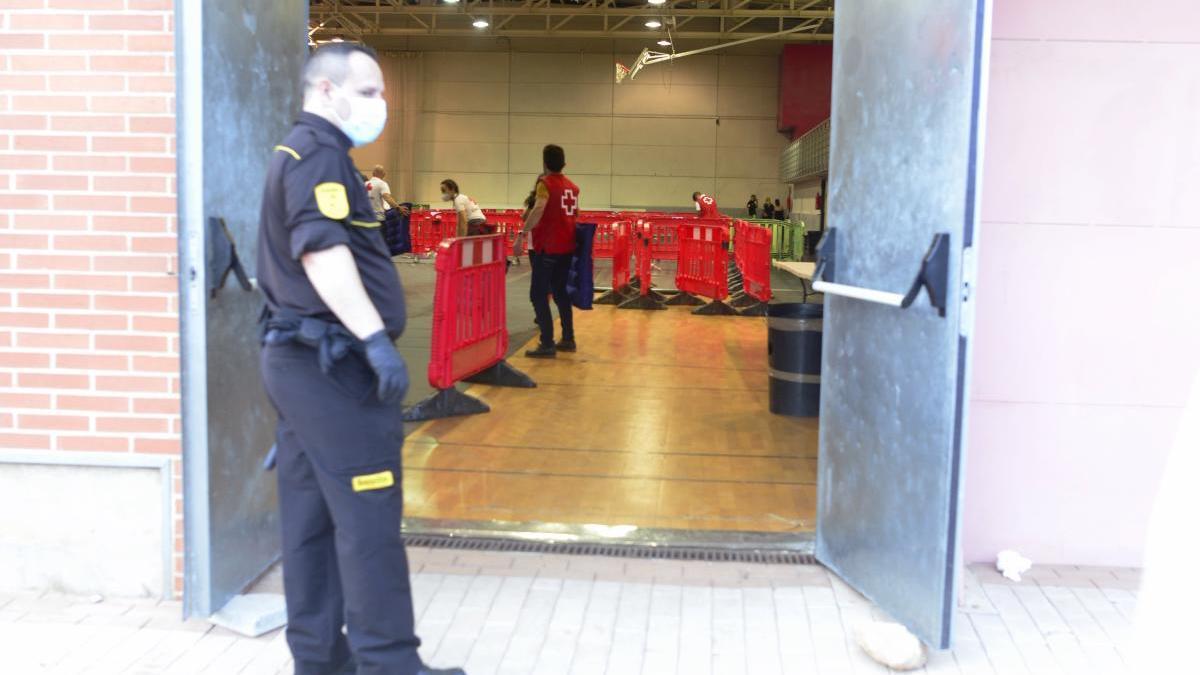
top-left (0, 0), bottom-right (182, 596)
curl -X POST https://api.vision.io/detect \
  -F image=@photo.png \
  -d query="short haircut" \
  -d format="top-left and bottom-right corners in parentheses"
top-left (692, 192), bottom-right (701, 200)
top-left (303, 42), bottom-right (379, 92)
top-left (543, 144), bottom-right (566, 173)
top-left (440, 179), bottom-right (459, 194)
top-left (372, 165), bottom-right (385, 176)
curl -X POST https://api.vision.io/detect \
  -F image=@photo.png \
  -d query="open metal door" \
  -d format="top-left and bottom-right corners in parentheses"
top-left (813, 0), bottom-right (990, 649)
top-left (176, 0), bottom-right (309, 617)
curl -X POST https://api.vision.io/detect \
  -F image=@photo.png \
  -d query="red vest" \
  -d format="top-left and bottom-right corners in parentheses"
top-left (533, 173), bottom-right (580, 255)
top-left (697, 193), bottom-right (719, 218)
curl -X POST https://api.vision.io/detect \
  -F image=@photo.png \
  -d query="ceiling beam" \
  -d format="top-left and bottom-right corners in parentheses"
top-left (313, 7), bottom-right (834, 19)
top-left (352, 27), bottom-right (832, 40)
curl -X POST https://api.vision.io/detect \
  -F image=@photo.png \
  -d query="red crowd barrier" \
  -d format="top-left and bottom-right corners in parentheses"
top-left (611, 221), bottom-right (631, 290)
top-left (427, 235), bottom-right (508, 390)
top-left (641, 217), bottom-right (683, 261)
top-left (408, 210), bottom-right (456, 255)
top-left (738, 224), bottom-right (772, 303)
top-left (676, 222), bottom-right (730, 301)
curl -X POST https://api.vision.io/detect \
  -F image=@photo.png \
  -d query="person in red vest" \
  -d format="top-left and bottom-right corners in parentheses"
top-left (693, 191), bottom-right (720, 218)
top-left (517, 144), bottom-right (579, 358)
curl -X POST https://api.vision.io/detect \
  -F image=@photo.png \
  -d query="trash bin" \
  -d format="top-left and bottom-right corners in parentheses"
top-left (767, 302), bottom-right (823, 417)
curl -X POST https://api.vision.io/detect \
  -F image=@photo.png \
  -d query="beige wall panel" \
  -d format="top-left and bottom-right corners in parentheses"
top-left (719, 55), bottom-right (779, 88)
top-left (508, 143), bottom-right (612, 176)
top-left (414, 141), bottom-right (509, 174)
top-left (613, 84), bottom-right (717, 116)
top-left (716, 118), bottom-right (787, 149)
top-left (715, 147), bottom-right (783, 180)
top-left (509, 82), bottom-right (613, 114)
top-left (417, 113), bottom-right (508, 143)
top-left (716, 178), bottom-right (787, 207)
top-left (509, 115), bottom-right (614, 145)
top-left (716, 85), bottom-right (779, 118)
top-left (504, 173), bottom-right (612, 210)
top-left (423, 51), bottom-right (510, 82)
top-left (423, 81), bottom-right (509, 113)
top-left (612, 145), bottom-right (716, 179)
top-left (612, 175), bottom-right (716, 208)
top-left (618, 54), bottom-right (719, 86)
top-left (415, 172), bottom-right (509, 206)
top-left (511, 52), bottom-right (612, 84)
top-left (611, 116), bottom-right (715, 147)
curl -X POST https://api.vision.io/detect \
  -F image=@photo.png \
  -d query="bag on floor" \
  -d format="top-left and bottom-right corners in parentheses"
top-left (569, 222), bottom-right (596, 310)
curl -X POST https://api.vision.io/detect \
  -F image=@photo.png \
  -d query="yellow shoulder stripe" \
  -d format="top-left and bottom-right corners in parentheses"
top-left (350, 220), bottom-right (381, 228)
top-left (273, 144), bottom-right (301, 160)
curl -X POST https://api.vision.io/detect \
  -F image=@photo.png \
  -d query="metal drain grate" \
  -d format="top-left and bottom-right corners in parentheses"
top-left (404, 534), bottom-right (818, 566)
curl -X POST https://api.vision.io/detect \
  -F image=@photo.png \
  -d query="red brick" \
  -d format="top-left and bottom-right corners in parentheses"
top-left (0, 393), bottom-right (51, 409)
top-left (53, 154), bottom-right (125, 171)
top-left (0, 273), bottom-right (50, 288)
top-left (128, 0), bottom-right (173, 8)
top-left (18, 413), bottom-right (89, 431)
top-left (91, 96), bottom-right (168, 114)
top-left (58, 395), bottom-right (129, 413)
top-left (0, 114), bottom-right (46, 130)
top-left (18, 372), bottom-right (89, 389)
top-left (12, 213), bottom-right (88, 231)
top-left (48, 0), bottom-right (124, 8)
top-left (89, 54), bottom-right (167, 73)
top-left (12, 95), bottom-right (89, 113)
top-left (97, 416), bottom-right (167, 433)
top-left (96, 374), bottom-right (169, 393)
top-left (48, 33), bottom-right (126, 51)
top-left (51, 115), bottom-right (125, 132)
top-left (130, 196), bottom-right (175, 213)
top-left (58, 435), bottom-right (129, 452)
top-left (94, 333), bottom-right (167, 352)
top-left (0, 33), bottom-right (44, 49)
top-left (16, 331), bottom-right (89, 349)
top-left (132, 314), bottom-right (178, 332)
top-left (55, 313), bottom-right (126, 330)
top-left (13, 134), bottom-right (86, 152)
top-left (93, 215), bottom-right (168, 233)
top-left (51, 235), bottom-right (127, 252)
top-left (129, 236), bottom-right (176, 253)
top-left (127, 34), bottom-right (173, 52)
top-left (0, 0), bottom-right (46, 9)
top-left (128, 75), bottom-right (173, 93)
top-left (135, 436), bottom-right (180, 454)
top-left (92, 135), bottom-right (166, 154)
top-left (0, 311), bottom-right (50, 328)
top-left (0, 351), bottom-right (50, 368)
top-left (10, 55), bottom-right (86, 72)
top-left (17, 174), bottom-right (87, 190)
top-left (132, 396), bottom-right (179, 414)
top-left (0, 193), bottom-right (49, 210)
top-left (47, 74), bottom-right (126, 93)
top-left (53, 274), bottom-right (126, 292)
top-left (132, 354), bottom-right (177, 372)
top-left (54, 194), bottom-right (126, 212)
top-left (0, 154), bottom-right (48, 170)
top-left (17, 254), bottom-right (88, 271)
top-left (56, 352), bottom-right (128, 370)
top-left (0, 433), bottom-right (51, 450)
top-left (128, 156), bottom-right (175, 174)
top-left (0, 75), bottom-right (45, 91)
top-left (92, 255), bottom-right (168, 273)
top-left (88, 13), bottom-right (165, 32)
top-left (0, 233), bottom-right (48, 249)
top-left (19, 292), bottom-right (89, 310)
top-left (11, 13), bottom-right (85, 30)
top-left (94, 175), bottom-right (167, 192)
top-left (129, 116), bottom-right (174, 134)
top-left (95, 294), bottom-right (167, 312)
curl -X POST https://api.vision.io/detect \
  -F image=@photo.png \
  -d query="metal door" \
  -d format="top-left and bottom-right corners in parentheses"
top-left (813, 0), bottom-right (990, 648)
top-left (176, 0), bottom-right (309, 617)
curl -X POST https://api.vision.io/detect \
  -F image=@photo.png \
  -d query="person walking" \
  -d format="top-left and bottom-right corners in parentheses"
top-left (747, 194), bottom-right (758, 218)
top-left (439, 179), bottom-right (489, 236)
top-left (256, 42), bottom-right (464, 675)
top-left (517, 145), bottom-right (578, 358)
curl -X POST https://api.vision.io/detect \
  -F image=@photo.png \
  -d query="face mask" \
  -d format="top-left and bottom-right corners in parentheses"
top-left (333, 87), bottom-right (387, 147)
top-left (440, 193), bottom-right (453, 202)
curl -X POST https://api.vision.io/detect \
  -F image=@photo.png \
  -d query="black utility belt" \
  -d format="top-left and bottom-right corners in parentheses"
top-left (263, 314), bottom-right (361, 375)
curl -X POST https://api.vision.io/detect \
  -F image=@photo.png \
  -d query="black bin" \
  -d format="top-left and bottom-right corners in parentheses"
top-left (767, 303), bottom-right (823, 417)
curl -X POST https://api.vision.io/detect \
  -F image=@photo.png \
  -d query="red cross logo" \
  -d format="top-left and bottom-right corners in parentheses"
top-left (561, 189), bottom-right (577, 216)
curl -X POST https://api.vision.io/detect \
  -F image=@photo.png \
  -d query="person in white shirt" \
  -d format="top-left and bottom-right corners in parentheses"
top-left (439, 179), bottom-right (488, 236)
top-left (365, 165), bottom-right (407, 222)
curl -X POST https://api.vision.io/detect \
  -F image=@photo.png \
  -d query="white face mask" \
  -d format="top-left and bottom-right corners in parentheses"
top-left (440, 193), bottom-right (453, 202)
top-left (333, 87), bottom-right (387, 147)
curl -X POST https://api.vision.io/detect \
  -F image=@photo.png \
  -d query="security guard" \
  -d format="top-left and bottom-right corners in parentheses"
top-left (256, 43), bottom-right (465, 675)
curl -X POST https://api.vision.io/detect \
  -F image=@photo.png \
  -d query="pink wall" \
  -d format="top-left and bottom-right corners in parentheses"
top-left (777, 45), bottom-right (832, 140)
top-left (964, 0), bottom-right (1200, 566)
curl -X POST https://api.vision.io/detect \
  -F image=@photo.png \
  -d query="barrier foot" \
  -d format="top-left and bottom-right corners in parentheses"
top-left (664, 291), bottom-right (705, 306)
top-left (618, 293), bottom-right (667, 311)
top-left (463, 360), bottom-right (536, 388)
top-left (629, 277), bottom-right (642, 290)
top-left (594, 284), bottom-right (634, 305)
top-left (402, 386), bottom-right (490, 422)
top-left (647, 289), bottom-right (668, 302)
top-left (738, 301), bottom-right (769, 317)
top-left (692, 300), bottom-right (738, 316)
top-left (729, 292), bottom-right (758, 308)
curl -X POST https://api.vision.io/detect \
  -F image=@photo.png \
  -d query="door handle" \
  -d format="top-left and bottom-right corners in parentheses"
top-left (811, 228), bottom-right (951, 317)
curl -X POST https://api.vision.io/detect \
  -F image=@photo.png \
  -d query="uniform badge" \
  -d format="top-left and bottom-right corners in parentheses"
top-left (351, 470), bottom-right (395, 492)
top-left (313, 182), bottom-right (350, 220)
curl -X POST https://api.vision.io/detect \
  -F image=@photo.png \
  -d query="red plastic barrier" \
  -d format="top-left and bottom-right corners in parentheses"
top-left (642, 217), bottom-right (682, 261)
top-left (486, 211), bottom-right (524, 258)
top-left (427, 234), bottom-right (509, 390)
top-left (408, 210), bottom-right (456, 254)
top-left (676, 222), bottom-right (730, 301)
top-left (632, 228), bottom-right (654, 296)
top-left (738, 222), bottom-right (773, 303)
top-left (611, 221), bottom-right (631, 290)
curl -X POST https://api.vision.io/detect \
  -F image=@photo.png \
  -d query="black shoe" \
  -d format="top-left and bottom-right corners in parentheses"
top-left (418, 668), bottom-right (466, 675)
top-left (555, 339), bottom-right (576, 352)
top-left (525, 344), bottom-right (556, 358)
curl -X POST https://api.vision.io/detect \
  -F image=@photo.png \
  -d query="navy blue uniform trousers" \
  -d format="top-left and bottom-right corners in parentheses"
top-left (261, 341), bottom-right (421, 675)
top-left (529, 251), bottom-right (574, 347)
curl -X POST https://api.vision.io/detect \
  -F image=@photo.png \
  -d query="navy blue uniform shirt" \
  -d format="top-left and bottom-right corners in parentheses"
top-left (257, 112), bottom-right (406, 338)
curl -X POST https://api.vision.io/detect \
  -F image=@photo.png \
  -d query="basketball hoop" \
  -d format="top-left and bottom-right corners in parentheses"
top-left (615, 62), bottom-right (631, 84)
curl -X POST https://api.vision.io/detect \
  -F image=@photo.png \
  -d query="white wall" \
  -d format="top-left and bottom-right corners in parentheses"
top-left (353, 51), bottom-right (789, 212)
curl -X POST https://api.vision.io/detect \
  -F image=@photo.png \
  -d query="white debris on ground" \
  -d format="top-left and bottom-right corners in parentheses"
top-left (996, 549), bottom-right (1033, 582)
top-left (853, 620), bottom-right (928, 671)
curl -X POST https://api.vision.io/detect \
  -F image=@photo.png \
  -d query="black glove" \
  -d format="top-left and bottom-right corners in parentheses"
top-left (362, 330), bottom-right (409, 404)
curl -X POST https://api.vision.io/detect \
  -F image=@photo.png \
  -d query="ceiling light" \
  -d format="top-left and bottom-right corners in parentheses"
top-left (330, 37), bottom-right (344, 43)
top-left (472, 19), bottom-right (489, 28)
top-left (645, 20), bottom-right (662, 28)
top-left (657, 40), bottom-right (672, 47)
top-left (648, 0), bottom-right (667, 5)
top-left (444, 0), bottom-right (460, 3)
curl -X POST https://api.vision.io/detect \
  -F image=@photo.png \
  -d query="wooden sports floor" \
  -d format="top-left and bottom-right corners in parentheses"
top-left (399, 304), bottom-right (818, 534)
